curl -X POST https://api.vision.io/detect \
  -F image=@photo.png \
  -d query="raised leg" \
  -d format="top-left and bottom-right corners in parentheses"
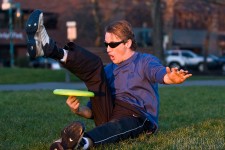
top-left (25, 10), bottom-right (114, 126)
top-left (61, 42), bottom-right (114, 125)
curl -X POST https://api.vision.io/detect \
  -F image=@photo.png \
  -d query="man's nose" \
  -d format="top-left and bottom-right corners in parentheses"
top-left (106, 46), bottom-right (111, 53)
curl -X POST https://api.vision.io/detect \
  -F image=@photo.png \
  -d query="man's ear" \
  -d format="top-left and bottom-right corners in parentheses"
top-left (125, 39), bottom-right (132, 49)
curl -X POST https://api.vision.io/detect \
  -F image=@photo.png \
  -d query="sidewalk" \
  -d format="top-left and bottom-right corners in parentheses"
top-left (0, 82), bottom-right (86, 91)
top-left (0, 80), bottom-right (224, 91)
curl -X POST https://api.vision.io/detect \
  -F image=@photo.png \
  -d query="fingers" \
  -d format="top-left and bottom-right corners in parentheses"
top-left (167, 67), bottom-right (192, 79)
top-left (66, 96), bottom-right (80, 113)
top-left (166, 67), bottom-right (171, 73)
top-left (179, 69), bottom-right (189, 75)
top-left (66, 96), bottom-right (78, 105)
top-left (179, 69), bottom-right (192, 80)
top-left (167, 67), bottom-right (189, 75)
top-left (184, 73), bottom-right (192, 78)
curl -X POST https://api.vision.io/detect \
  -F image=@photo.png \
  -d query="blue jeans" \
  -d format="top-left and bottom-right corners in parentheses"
top-left (86, 116), bottom-right (154, 145)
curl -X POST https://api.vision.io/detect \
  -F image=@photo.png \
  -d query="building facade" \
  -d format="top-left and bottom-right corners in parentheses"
top-left (1, 0), bottom-right (225, 67)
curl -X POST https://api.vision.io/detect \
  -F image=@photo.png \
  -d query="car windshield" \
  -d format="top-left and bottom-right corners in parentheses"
top-left (182, 52), bottom-right (193, 58)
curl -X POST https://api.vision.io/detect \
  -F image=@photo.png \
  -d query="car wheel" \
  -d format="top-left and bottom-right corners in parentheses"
top-left (198, 63), bottom-right (204, 72)
top-left (169, 62), bottom-right (181, 69)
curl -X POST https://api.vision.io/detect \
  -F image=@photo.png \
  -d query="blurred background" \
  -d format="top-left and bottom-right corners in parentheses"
top-left (0, 0), bottom-right (225, 74)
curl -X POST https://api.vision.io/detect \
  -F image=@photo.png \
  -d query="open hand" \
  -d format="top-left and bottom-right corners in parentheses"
top-left (165, 67), bottom-right (192, 84)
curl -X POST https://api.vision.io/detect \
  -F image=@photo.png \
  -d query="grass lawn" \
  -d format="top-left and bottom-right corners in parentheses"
top-left (0, 68), bottom-right (80, 84)
top-left (0, 86), bottom-right (224, 150)
top-left (0, 67), bottom-right (225, 84)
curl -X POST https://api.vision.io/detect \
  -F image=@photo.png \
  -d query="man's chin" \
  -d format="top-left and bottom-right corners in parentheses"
top-left (111, 60), bottom-right (118, 64)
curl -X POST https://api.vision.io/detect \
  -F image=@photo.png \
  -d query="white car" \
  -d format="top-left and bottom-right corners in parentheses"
top-left (165, 50), bottom-right (215, 72)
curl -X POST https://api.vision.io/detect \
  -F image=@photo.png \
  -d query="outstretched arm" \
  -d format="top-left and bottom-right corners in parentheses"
top-left (66, 96), bottom-right (92, 119)
top-left (163, 67), bottom-right (192, 84)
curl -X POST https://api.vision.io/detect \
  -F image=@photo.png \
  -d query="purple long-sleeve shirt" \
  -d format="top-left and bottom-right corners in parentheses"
top-left (104, 52), bottom-right (166, 129)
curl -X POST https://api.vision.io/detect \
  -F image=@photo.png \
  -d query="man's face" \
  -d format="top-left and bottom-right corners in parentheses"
top-left (105, 32), bottom-right (126, 64)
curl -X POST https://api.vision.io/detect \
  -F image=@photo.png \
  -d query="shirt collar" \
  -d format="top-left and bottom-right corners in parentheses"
top-left (117, 52), bottom-right (138, 67)
top-left (113, 52), bottom-right (138, 75)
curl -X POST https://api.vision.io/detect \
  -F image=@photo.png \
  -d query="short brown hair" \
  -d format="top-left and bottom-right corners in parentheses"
top-left (105, 20), bottom-right (137, 50)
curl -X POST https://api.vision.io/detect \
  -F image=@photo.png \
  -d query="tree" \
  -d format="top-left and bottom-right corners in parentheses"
top-left (164, 0), bottom-right (177, 50)
top-left (151, 0), bottom-right (164, 64)
top-left (202, 0), bottom-right (225, 73)
top-left (90, 0), bottom-right (102, 47)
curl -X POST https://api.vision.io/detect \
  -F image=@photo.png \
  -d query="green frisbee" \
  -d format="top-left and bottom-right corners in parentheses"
top-left (53, 89), bottom-right (95, 97)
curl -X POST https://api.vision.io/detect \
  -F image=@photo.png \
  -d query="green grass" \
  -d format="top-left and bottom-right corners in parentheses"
top-left (0, 68), bottom-right (225, 84)
top-left (0, 86), bottom-right (224, 149)
top-left (0, 68), bottom-right (80, 84)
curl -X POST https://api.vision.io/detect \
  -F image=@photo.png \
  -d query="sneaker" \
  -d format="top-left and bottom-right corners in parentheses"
top-left (25, 9), bottom-right (49, 59)
top-left (25, 10), bottom-right (64, 60)
top-left (61, 121), bottom-right (85, 149)
top-left (50, 139), bottom-right (64, 150)
top-left (77, 137), bottom-right (90, 150)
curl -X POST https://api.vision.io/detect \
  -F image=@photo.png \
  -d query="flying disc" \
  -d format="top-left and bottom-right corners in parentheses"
top-left (53, 89), bottom-right (95, 97)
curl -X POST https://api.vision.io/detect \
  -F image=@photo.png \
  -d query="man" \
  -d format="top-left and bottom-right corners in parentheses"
top-left (25, 10), bottom-right (192, 150)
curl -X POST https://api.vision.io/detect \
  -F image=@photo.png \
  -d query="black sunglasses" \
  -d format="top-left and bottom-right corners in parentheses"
top-left (104, 41), bottom-right (124, 48)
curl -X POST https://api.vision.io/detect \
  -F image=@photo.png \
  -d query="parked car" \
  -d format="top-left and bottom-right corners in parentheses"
top-left (165, 50), bottom-right (218, 72)
top-left (207, 54), bottom-right (225, 71)
top-left (218, 55), bottom-right (225, 72)
top-left (29, 57), bottom-right (61, 70)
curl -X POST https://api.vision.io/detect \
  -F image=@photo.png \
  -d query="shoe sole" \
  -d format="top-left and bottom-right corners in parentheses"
top-left (75, 132), bottom-right (84, 149)
top-left (25, 10), bottom-right (42, 59)
top-left (61, 121), bottom-right (85, 149)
